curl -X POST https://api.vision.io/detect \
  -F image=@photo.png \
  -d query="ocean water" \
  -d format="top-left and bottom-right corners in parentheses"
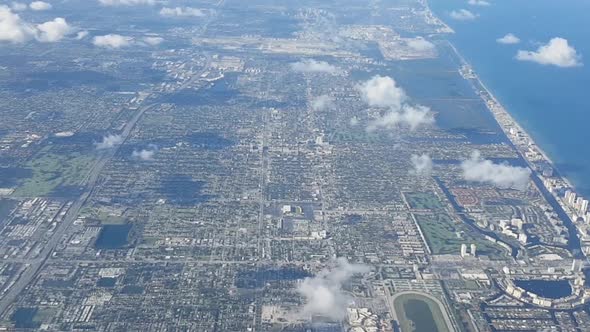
top-left (429, 0), bottom-right (590, 195)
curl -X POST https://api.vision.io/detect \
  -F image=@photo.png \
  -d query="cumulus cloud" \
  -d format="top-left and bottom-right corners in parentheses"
top-left (468, 0), bottom-right (490, 6)
top-left (311, 95), bottom-right (334, 111)
top-left (93, 34), bottom-right (132, 48)
top-left (36, 18), bottom-right (71, 42)
top-left (410, 154), bottom-right (433, 177)
top-left (159, 7), bottom-right (205, 17)
top-left (367, 105), bottom-right (434, 132)
top-left (76, 30), bottom-right (88, 40)
top-left (461, 151), bottom-right (531, 190)
top-left (358, 75), bottom-right (435, 132)
top-left (29, 1), bottom-right (52, 11)
top-left (96, 134), bottom-right (123, 150)
top-left (143, 36), bottom-right (163, 45)
top-left (98, 0), bottom-right (154, 6)
top-left (132, 145), bottom-right (157, 161)
top-left (0, 5), bottom-right (36, 43)
top-left (290, 59), bottom-right (339, 74)
top-left (407, 37), bottom-right (436, 52)
top-left (450, 9), bottom-right (478, 21)
top-left (1, 6), bottom-right (74, 43)
top-left (357, 75), bottom-right (406, 110)
top-left (497, 33), bottom-right (520, 45)
top-left (297, 258), bottom-right (370, 321)
top-left (516, 38), bottom-right (582, 67)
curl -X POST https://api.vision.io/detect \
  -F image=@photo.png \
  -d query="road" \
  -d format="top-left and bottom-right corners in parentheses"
top-left (0, 103), bottom-right (155, 317)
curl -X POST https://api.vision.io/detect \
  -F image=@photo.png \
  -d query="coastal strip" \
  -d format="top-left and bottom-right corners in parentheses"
top-left (446, 40), bottom-right (590, 259)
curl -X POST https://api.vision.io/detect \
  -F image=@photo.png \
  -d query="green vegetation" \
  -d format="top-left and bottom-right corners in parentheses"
top-left (82, 207), bottom-right (128, 225)
top-left (92, 210), bottom-right (126, 225)
top-left (528, 244), bottom-right (571, 259)
top-left (405, 192), bottom-right (444, 210)
top-left (31, 307), bottom-right (59, 325)
top-left (393, 292), bottom-right (451, 332)
top-left (326, 129), bottom-right (381, 144)
top-left (415, 213), bottom-right (507, 258)
top-left (12, 149), bottom-right (93, 197)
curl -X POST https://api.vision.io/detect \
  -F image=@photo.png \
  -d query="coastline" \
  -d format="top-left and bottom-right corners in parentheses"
top-left (425, 1), bottom-right (589, 258)
top-left (447, 42), bottom-right (569, 184)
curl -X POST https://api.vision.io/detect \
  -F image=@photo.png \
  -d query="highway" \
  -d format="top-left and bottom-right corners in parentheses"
top-left (0, 103), bottom-right (155, 317)
top-left (0, 35), bottom-right (216, 316)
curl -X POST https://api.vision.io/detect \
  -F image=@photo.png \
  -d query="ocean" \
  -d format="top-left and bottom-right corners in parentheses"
top-left (428, 0), bottom-right (590, 195)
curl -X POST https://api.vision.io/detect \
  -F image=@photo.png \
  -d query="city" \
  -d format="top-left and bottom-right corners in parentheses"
top-left (0, 0), bottom-right (589, 331)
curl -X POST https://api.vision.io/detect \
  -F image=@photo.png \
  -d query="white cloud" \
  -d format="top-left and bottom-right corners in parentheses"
top-left (297, 258), bottom-right (370, 321)
top-left (76, 30), bottom-right (88, 40)
top-left (11, 2), bottom-right (28, 11)
top-left (132, 147), bottom-right (157, 161)
top-left (358, 75), bottom-right (435, 132)
top-left (290, 59), bottom-right (339, 74)
top-left (407, 37), bottom-right (436, 52)
top-left (461, 151), bottom-right (531, 190)
top-left (36, 18), bottom-right (71, 42)
top-left (93, 34), bottom-right (132, 48)
top-left (29, 1), bottom-right (52, 11)
top-left (1, 6), bottom-right (74, 43)
top-left (367, 104), bottom-right (434, 132)
top-left (516, 38), bottom-right (582, 67)
top-left (357, 75), bottom-right (406, 110)
top-left (143, 36), bottom-right (163, 45)
top-left (468, 0), bottom-right (490, 6)
top-left (410, 154), bottom-right (433, 176)
top-left (159, 7), bottom-right (205, 17)
top-left (497, 33), bottom-right (520, 45)
top-left (311, 95), bottom-right (334, 111)
top-left (98, 0), bottom-right (154, 6)
top-left (450, 9), bottom-right (478, 21)
top-left (96, 134), bottom-right (123, 150)
top-left (0, 5), bottom-right (36, 43)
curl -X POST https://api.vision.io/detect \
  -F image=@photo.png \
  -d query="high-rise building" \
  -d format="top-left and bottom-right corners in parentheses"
top-left (568, 192), bottom-right (578, 206)
top-left (579, 200), bottom-right (589, 214)
top-left (576, 197), bottom-right (584, 209)
top-left (518, 233), bottom-right (528, 244)
top-left (470, 244), bottom-right (477, 257)
top-left (461, 244), bottom-right (468, 258)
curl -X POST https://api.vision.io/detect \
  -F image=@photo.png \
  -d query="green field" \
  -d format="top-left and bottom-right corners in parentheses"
top-left (415, 213), bottom-right (507, 258)
top-left (83, 207), bottom-right (127, 225)
top-left (405, 192), bottom-right (445, 210)
top-left (12, 149), bottom-right (94, 197)
top-left (393, 292), bottom-right (451, 332)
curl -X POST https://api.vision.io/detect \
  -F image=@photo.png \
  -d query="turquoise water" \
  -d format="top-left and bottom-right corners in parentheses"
top-left (429, 0), bottom-right (590, 195)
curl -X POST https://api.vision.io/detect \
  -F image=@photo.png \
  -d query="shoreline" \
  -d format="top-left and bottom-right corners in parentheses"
top-left (422, 0), bottom-right (574, 188)
top-left (448, 40), bottom-right (588, 257)
top-left (425, 1), bottom-right (589, 257)
top-left (447, 42), bottom-right (565, 181)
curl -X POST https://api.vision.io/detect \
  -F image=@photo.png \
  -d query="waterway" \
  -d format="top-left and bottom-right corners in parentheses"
top-left (514, 279), bottom-right (573, 299)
